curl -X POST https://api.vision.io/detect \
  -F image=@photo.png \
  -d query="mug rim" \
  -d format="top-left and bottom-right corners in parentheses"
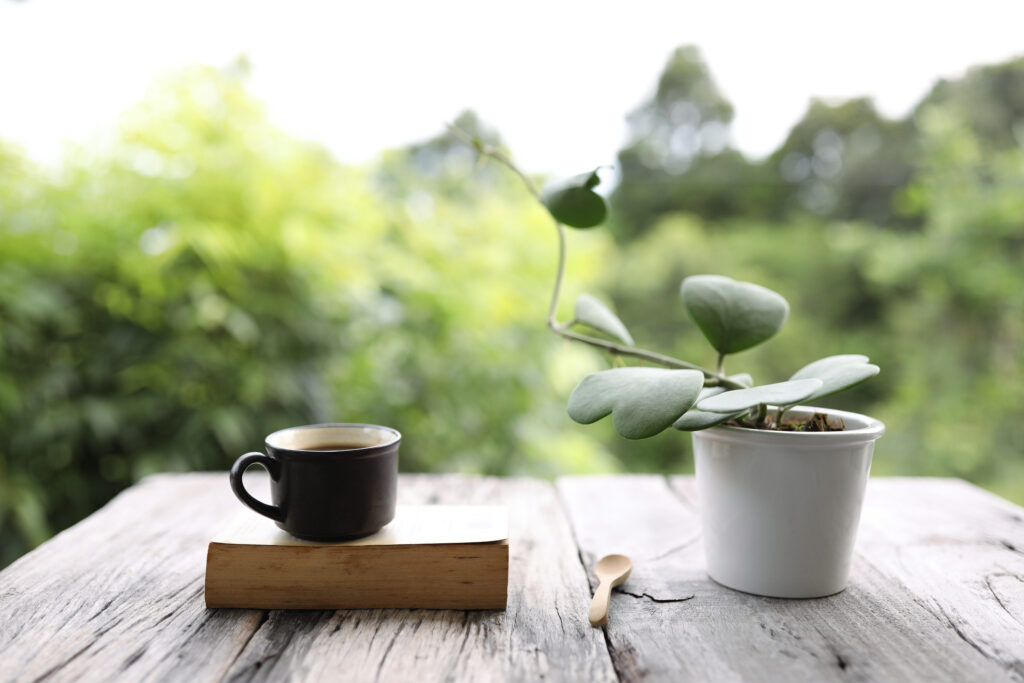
top-left (265, 422), bottom-right (402, 456)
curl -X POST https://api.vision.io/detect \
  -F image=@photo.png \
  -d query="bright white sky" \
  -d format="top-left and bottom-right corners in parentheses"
top-left (2, 0), bottom-right (1023, 175)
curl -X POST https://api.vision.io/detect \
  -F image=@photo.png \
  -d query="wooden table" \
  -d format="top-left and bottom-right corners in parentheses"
top-left (2, 474), bottom-right (1023, 682)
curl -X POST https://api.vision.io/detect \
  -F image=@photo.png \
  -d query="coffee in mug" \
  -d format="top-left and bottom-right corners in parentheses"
top-left (229, 423), bottom-right (400, 541)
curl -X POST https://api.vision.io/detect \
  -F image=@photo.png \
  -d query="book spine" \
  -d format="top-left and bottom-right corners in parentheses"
top-left (204, 543), bottom-right (509, 610)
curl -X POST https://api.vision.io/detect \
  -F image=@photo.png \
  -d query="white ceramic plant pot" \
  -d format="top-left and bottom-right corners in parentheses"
top-left (692, 406), bottom-right (884, 598)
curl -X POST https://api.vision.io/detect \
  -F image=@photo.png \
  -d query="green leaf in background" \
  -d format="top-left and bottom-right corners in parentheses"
top-left (574, 293), bottom-right (634, 346)
top-left (567, 367), bottom-right (704, 439)
top-left (680, 275), bottom-right (789, 355)
top-left (672, 387), bottom-right (745, 431)
top-left (790, 356), bottom-right (880, 402)
top-left (541, 170), bottom-right (607, 228)
top-left (696, 379), bottom-right (822, 413)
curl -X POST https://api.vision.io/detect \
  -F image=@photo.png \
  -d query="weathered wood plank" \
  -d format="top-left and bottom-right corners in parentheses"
top-left (221, 474), bottom-right (617, 683)
top-left (0, 473), bottom-right (265, 683)
top-left (5, 472), bottom-right (1022, 683)
top-left (559, 474), bottom-right (1019, 682)
top-left (853, 478), bottom-right (1024, 679)
top-left (0, 472), bottom-right (616, 682)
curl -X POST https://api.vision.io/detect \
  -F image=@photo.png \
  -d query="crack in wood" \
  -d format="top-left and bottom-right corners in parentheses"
top-left (560, 504), bottom-right (621, 681)
top-left (454, 612), bottom-right (472, 662)
top-left (663, 474), bottom-right (700, 512)
top-left (161, 577), bottom-right (203, 604)
top-left (30, 639), bottom-right (97, 683)
top-left (92, 617), bottom-right (121, 640)
top-left (644, 535), bottom-right (700, 563)
top-left (373, 620), bottom-right (406, 682)
top-left (221, 611), bottom-right (270, 682)
top-left (88, 598), bottom-right (116, 622)
top-left (615, 589), bottom-right (695, 604)
top-left (812, 624), bottom-right (852, 674)
top-left (1000, 539), bottom-right (1023, 556)
top-left (554, 597), bottom-right (567, 635)
top-left (985, 573), bottom-right (1024, 628)
top-left (573, 548), bottom-right (598, 591)
top-left (120, 645), bottom-right (147, 671)
top-left (937, 604), bottom-right (996, 664)
top-left (602, 632), bottom-right (642, 683)
top-left (153, 610), bottom-right (176, 627)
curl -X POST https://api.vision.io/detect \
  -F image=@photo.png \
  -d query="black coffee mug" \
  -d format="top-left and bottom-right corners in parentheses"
top-left (229, 423), bottom-right (400, 541)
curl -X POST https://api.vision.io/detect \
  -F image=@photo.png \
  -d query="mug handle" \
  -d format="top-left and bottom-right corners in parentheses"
top-left (229, 452), bottom-right (284, 521)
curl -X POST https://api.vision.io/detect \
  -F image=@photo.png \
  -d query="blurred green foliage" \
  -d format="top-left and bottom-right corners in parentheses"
top-left (0, 68), bottom-right (617, 566)
top-left (2, 52), bottom-right (1023, 568)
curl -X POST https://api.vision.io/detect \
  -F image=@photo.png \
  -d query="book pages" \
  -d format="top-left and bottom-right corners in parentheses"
top-left (212, 505), bottom-right (509, 547)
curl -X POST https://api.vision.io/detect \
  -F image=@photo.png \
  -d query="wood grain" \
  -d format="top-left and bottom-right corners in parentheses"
top-left (0, 473), bottom-right (264, 683)
top-left (220, 474), bottom-right (617, 682)
top-left (558, 474), bottom-right (1023, 682)
top-left (0, 473), bottom-right (614, 682)
top-left (854, 478), bottom-right (1024, 680)
top-left (2, 472), bottom-right (1023, 682)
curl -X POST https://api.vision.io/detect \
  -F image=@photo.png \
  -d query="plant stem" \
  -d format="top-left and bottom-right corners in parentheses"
top-left (716, 352), bottom-right (726, 375)
top-left (451, 125), bottom-right (745, 390)
top-left (754, 403), bottom-right (768, 428)
top-left (547, 221), bottom-right (568, 329)
top-left (446, 125), bottom-right (543, 201)
top-left (550, 323), bottom-right (734, 378)
top-left (776, 405), bottom-right (788, 426)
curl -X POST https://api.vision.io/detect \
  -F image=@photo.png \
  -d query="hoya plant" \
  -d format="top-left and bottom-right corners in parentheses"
top-left (453, 128), bottom-right (879, 439)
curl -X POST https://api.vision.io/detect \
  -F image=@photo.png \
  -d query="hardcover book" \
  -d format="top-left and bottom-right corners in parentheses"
top-left (205, 505), bottom-right (509, 610)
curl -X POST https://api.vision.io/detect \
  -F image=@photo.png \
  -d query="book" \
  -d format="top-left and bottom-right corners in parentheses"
top-left (204, 505), bottom-right (509, 610)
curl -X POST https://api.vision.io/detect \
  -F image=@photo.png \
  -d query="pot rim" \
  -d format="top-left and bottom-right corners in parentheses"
top-left (693, 405), bottom-right (884, 447)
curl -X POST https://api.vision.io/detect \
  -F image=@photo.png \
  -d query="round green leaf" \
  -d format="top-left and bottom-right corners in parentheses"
top-left (680, 275), bottom-right (789, 355)
top-left (790, 355), bottom-right (870, 381)
top-left (672, 387), bottom-right (745, 431)
top-left (567, 368), bottom-right (704, 439)
top-left (574, 293), bottom-right (634, 346)
top-left (807, 364), bottom-right (879, 401)
top-left (789, 355), bottom-right (879, 402)
top-left (696, 379), bottom-right (823, 414)
top-left (673, 409), bottom-right (745, 431)
top-left (542, 170), bottom-right (607, 229)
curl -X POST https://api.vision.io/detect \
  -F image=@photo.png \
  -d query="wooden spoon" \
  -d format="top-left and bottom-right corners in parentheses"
top-left (588, 554), bottom-right (633, 626)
